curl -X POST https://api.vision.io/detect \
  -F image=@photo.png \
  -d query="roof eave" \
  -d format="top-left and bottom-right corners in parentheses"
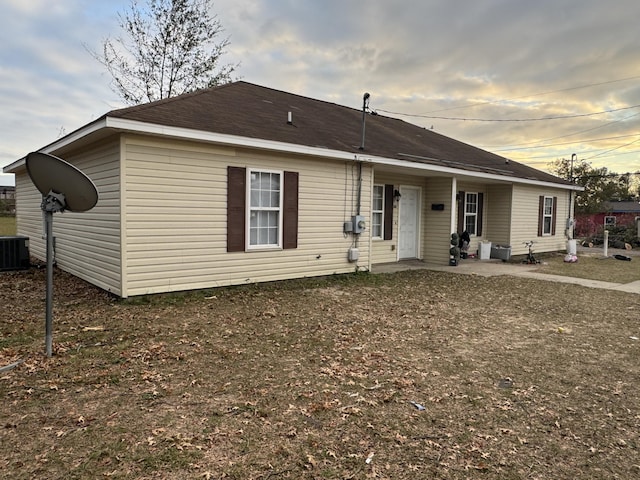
top-left (106, 118), bottom-right (577, 190)
top-left (3, 116), bottom-right (109, 174)
top-left (4, 115), bottom-right (579, 191)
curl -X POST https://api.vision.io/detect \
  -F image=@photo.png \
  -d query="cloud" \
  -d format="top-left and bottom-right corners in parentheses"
top-left (3, 0), bottom-right (640, 182)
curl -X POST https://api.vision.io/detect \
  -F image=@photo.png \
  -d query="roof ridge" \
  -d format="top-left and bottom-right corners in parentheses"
top-left (106, 81), bottom-right (239, 116)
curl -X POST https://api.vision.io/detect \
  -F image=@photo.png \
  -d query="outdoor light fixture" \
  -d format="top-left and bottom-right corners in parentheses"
top-left (394, 189), bottom-right (402, 201)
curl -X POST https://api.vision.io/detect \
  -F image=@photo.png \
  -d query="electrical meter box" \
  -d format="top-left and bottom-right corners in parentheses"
top-left (352, 215), bottom-right (366, 234)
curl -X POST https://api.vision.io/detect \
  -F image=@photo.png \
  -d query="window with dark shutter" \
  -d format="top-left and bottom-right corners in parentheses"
top-left (551, 196), bottom-right (557, 235)
top-left (537, 196), bottom-right (544, 237)
top-left (384, 184), bottom-right (394, 240)
top-left (283, 171), bottom-right (298, 249)
top-left (227, 166), bottom-right (299, 252)
top-left (538, 195), bottom-right (556, 236)
top-left (227, 166), bottom-right (246, 252)
top-left (457, 190), bottom-right (465, 234)
top-left (477, 193), bottom-right (484, 237)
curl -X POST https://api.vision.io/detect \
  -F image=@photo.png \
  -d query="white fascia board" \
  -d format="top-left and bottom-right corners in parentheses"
top-left (356, 154), bottom-right (583, 191)
top-left (3, 118), bottom-right (109, 173)
top-left (104, 117), bottom-right (359, 161)
top-left (4, 115), bottom-right (580, 192)
top-left (3, 158), bottom-right (25, 173)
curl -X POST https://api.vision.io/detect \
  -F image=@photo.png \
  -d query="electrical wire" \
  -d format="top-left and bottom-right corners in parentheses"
top-left (416, 74), bottom-right (640, 114)
top-left (375, 103), bottom-right (640, 122)
top-left (584, 137), bottom-right (640, 161)
top-left (480, 111), bottom-right (640, 149)
top-left (492, 134), bottom-right (640, 152)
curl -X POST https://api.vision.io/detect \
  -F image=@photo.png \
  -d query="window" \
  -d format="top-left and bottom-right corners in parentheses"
top-left (542, 196), bottom-right (554, 235)
top-left (227, 167), bottom-right (298, 252)
top-left (537, 195), bottom-right (557, 236)
top-left (373, 183), bottom-right (394, 240)
top-left (464, 192), bottom-right (478, 235)
top-left (248, 170), bottom-right (282, 248)
top-left (372, 185), bottom-right (384, 238)
top-left (457, 190), bottom-right (483, 237)
top-left (604, 216), bottom-right (616, 227)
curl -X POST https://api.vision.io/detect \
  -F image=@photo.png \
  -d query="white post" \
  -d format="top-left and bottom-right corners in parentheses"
top-left (450, 177), bottom-right (458, 234)
top-left (603, 230), bottom-right (609, 257)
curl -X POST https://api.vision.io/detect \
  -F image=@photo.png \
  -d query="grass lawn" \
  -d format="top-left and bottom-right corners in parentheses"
top-left (1, 267), bottom-right (639, 479)
top-left (0, 216), bottom-right (16, 235)
top-left (534, 250), bottom-right (640, 284)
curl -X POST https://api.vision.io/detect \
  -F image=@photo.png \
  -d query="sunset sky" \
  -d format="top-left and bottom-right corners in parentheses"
top-left (2, 0), bottom-right (640, 186)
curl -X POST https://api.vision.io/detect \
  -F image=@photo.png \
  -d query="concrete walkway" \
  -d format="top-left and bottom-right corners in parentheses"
top-left (372, 256), bottom-right (640, 294)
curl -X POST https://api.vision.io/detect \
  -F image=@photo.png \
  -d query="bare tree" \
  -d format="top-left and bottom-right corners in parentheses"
top-left (93, 0), bottom-right (238, 105)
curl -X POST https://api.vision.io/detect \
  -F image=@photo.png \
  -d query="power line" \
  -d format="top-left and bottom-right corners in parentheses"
top-left (375, 103), bottom-right (640, 122)
top-left (480, 111), bottom-right (640, 149)
top-left (507, 148), bottom-right (640, 161)
top-left (492, 134), bottom-right (640, 152)
top-left (416, 74), bottom-right (640, 114)
top-left (584, 137), bottom-right (640, 161)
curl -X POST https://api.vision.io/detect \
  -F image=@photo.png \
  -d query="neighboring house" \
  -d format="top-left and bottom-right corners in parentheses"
top-left (575, 201), bottom-right (640, 237)
top-left (0, 186), bottom-right (16, 214)
top-left (4, 82), bottom-right (579, 298)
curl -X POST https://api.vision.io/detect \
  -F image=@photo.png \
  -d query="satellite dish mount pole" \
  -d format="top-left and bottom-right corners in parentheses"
top-left (26, 152), bottom-right (99, 358)
top-left (41, 191), bottom-right (66, 357)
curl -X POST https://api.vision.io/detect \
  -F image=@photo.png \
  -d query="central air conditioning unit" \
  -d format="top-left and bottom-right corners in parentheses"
top-left (0, 236), bottom-right (30, 271)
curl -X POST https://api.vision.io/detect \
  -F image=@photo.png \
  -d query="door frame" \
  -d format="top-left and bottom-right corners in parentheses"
top-left (397, 185), bottom-right (421, 260)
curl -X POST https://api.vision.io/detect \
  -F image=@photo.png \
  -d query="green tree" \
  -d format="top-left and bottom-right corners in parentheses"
top-left (93, 0), bottom-right (238, 105)
top-left (548, 158), bottom-right (633, 213)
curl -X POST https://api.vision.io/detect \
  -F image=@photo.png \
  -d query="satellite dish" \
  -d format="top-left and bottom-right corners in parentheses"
top-left (26, 152), bottom-right (98, 212)
top-left (25, 152), bottom-right (99, 357)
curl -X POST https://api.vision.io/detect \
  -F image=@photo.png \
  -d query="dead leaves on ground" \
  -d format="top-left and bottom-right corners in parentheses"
top-left (2, 270), bottom-right (639, 478)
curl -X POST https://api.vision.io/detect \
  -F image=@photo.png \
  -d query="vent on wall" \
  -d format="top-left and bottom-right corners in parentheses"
top-left (0, 236), bottom-right (30, 271)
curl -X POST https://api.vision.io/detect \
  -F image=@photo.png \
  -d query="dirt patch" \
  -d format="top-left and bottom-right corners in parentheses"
top-left (1, 267), bottom-right (639, 479)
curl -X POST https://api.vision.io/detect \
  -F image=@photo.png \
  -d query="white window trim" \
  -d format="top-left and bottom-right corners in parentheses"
top-left (542, 196), bottom-right (554, 236)
top-left (464, 192), bottom-right (478, 236)
top-left (372, 184), bottom-right (384, 240)
top-left (246, 168), bottom-right (283, 250)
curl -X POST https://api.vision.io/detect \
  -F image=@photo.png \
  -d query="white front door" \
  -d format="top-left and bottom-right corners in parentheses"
top-left (398, 186), bottom-right (420, 259)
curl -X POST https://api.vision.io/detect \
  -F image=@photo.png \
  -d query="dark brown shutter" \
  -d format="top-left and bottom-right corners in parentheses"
top-left (551, 196), bottom-right (558, 235)
top-left (283, 171), bottom-right (299, 249)
top-left (383, 184), bottom-right (394, 240)
top-left (477, 193), bottom-right (484, 237)
top-left (457, 191), bottom-right (465, 233)
top-left (227, 166), bottom-right (246, 252)
top-left (537, 195), bottom-right (544, 237)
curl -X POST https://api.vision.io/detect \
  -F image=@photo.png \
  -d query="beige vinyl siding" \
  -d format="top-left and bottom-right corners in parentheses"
top-left (14, 169), bottom-right (44, 253)
top-left (486, 184), bottom-right (512, 246)
top-left (510, 184), bottom-right (570, 255)
top-left (423, 177), bottom-right (454, 265)
top-left (122, 135), bottom-right (370, 296)
top-left (13, 140), bottom-right (122, 295)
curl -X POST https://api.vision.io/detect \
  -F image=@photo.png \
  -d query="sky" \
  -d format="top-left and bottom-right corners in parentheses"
top-left (2, 0), bottom-right (640, 187)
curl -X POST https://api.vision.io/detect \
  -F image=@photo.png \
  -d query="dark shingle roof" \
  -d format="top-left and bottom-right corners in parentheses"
top-left (604, 201), bottom-right (640, 213)
top-left (106, 81), bottom-right (570, 186)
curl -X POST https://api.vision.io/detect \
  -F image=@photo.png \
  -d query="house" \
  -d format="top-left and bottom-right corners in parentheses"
top-left (4, 81), bottom-right (580, 297)
top-left (1, 185), bottom-right (16, 214)
top-left (575, 200), bottom-right (640, 237)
